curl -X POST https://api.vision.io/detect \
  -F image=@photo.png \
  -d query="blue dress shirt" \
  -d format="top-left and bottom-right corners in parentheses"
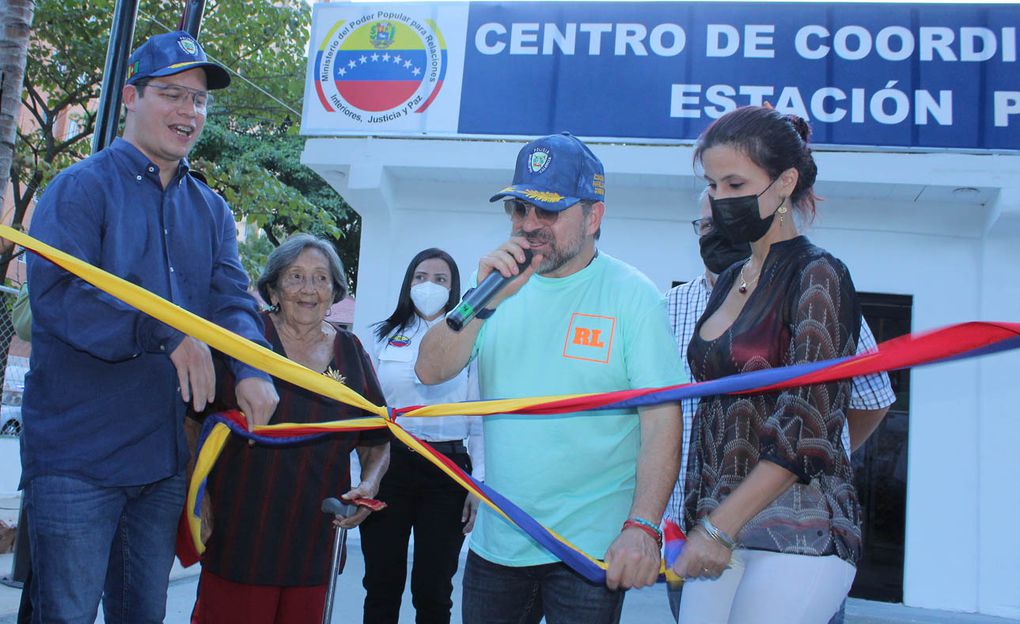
top-left (23, 138), bottom-right (270, 487)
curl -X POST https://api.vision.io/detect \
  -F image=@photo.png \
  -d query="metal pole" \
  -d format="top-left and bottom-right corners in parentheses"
top-left (322, 522), bottom-right (344, 624)
top-left (320, 498), bottom-right (356, 624)
top-left (91, 0), bottom-right (140, 154)
top-left (180, 0), bottom-right (207, 39)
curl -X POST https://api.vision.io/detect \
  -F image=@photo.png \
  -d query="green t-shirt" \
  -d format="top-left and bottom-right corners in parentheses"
top-left (470, 251), bottom-right (686, 566)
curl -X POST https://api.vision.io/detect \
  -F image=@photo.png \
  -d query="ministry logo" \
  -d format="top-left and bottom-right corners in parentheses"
top-left (313, 12), bottom-right (448, 123)
top-left (369, 22), bottom-right (396, 49)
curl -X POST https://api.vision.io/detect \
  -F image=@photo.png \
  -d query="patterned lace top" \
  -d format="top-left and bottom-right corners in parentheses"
top-left (683, 236), bottom-right (863, 564)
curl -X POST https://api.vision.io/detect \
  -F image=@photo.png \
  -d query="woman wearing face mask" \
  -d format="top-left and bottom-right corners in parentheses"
top-left (671, 106), bottom-right (862, 623)
top-left (359, 248), bottom-right (483, 624)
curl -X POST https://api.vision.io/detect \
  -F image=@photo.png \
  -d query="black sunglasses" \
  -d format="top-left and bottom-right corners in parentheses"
top-left (504, 199), bottom-right (560, 225)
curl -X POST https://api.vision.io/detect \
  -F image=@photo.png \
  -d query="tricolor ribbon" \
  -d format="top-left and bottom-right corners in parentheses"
top-left (5, 224), bottom-right (1019, 584)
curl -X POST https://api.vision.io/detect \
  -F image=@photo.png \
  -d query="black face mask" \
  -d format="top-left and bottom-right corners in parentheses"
top-left (708, 178), bottom-right (779, 244)
top-left (699, 228), bottom-right (751, 275)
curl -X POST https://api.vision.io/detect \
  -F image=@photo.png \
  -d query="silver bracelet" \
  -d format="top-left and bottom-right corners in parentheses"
top-left (699, 516), bottom-right (736, 550)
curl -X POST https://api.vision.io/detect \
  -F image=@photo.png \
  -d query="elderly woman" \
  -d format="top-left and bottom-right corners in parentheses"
top-left (191, 234), bottom-right (390, 624)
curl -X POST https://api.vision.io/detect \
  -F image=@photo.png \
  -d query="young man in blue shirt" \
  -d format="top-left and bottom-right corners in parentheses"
top-left (23, 31), bottom-right (278, 623)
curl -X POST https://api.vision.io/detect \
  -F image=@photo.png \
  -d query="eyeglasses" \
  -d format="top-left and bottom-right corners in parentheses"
top-left (280, 272), bottom-right (333, 292)
top-left (141, 82), bottom-right (212, 114)
top-left (504, 199), bottom-right (560, 226)
top-left (691, 218), bottom-right (715, 236)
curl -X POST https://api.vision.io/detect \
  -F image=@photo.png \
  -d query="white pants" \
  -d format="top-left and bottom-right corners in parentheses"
top-left (677, 549), bottom-right (856, 624)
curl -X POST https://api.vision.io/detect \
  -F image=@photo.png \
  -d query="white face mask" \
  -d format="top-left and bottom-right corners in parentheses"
top-left (410, 281), bottom-right (449, 319)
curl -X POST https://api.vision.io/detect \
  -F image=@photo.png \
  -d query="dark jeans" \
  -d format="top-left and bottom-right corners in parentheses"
top-left (461, 551), bottom-right (625, 624)
top-left (24, 471), bottom-right (186, 624)
top-left (17, 569), bottom-right (32, 624)
top-left (360, 443), bottom-right (471, 624)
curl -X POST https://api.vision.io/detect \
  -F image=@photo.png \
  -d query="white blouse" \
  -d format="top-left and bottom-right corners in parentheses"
top-left (372, 315), bottom-right (484, 479)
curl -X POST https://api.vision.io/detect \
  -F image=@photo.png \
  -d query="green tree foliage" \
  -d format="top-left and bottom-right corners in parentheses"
top-left (9, 0), bottom-right (361, 291)
top-left (190, 116), bottom-right (360, 290)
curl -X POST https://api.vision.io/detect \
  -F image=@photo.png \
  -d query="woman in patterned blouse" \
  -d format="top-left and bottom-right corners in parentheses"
top-left (671, 106), bottom-right (862, 623)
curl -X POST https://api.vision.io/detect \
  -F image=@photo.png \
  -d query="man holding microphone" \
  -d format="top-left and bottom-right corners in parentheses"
top-left (416, 133), bottom-right (684, 624)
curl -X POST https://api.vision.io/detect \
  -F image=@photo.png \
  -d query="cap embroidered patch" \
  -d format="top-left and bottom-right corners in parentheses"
top-left (178, 36), bottom-right (198, 56)
top-left (126, 61), bottom-right (140, 80)
top-left (528, 148), bottom-right (551, 174)
top-left (592, 173), bottom-right (605, 197)
top-left (520, 189), bottom-right (565, 203)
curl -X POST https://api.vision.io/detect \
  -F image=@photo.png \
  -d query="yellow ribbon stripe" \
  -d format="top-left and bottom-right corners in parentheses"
top-left (3, 225), bottom-right (610, 568)
top-left (0, 226), bottom-right (382, 415)
top-left (187, 421), bottom-right (234, 553)
top-left (399, 393), bottom-right (597, 418)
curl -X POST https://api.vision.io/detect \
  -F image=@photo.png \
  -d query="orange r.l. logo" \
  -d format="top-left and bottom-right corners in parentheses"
top-left (572, 327), bottom-right (605, 348)
top-left (563, 313), bottom-right (616, 364)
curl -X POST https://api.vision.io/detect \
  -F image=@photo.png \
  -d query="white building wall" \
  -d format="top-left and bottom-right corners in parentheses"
top-left (975, 208), bottom-right (1020, 619)
top-left (303, 137), bottom-right (1020, 618)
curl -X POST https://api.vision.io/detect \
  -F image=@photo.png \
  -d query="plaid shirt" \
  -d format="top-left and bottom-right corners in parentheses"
top-left (663, 273), bottom-right (896, 526)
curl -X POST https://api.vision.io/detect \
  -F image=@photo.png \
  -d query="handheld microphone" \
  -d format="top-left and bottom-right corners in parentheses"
top-left (446, 249), bottom-right (534, 332)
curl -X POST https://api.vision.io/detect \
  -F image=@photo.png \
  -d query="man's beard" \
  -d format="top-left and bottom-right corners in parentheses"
top-left (515, 223), bottom-right (586, 275)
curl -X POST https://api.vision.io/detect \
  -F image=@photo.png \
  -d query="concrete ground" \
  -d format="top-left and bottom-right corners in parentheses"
top-left (1, 531), bottom-right (1018, 624)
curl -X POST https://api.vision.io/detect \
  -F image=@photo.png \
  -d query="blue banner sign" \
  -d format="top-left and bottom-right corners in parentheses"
top-left (301, 2), bottom-right (1020, 151)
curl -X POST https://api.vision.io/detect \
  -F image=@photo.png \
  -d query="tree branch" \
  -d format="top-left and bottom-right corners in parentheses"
top-left (261, 225), bottom-right (281, 247)
top-left (21, 80), bottom-right (49, 129)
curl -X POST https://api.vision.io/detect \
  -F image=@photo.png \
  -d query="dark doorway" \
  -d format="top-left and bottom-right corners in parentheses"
top-left (850, 293), bottom-right (912, 603)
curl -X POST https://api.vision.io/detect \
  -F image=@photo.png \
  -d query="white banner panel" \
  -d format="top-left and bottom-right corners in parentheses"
top-left (301, 3), bottom-right (469, 136)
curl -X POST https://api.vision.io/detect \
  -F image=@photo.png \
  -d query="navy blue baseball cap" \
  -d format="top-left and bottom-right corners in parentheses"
top-left (126, 31), bottom-right (230, 90)
top-left (490, 132), bottom-right (606, 211)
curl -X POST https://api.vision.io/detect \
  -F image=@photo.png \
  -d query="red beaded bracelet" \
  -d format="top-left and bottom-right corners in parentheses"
top-left (622, 519), bottom-right (663, 548)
